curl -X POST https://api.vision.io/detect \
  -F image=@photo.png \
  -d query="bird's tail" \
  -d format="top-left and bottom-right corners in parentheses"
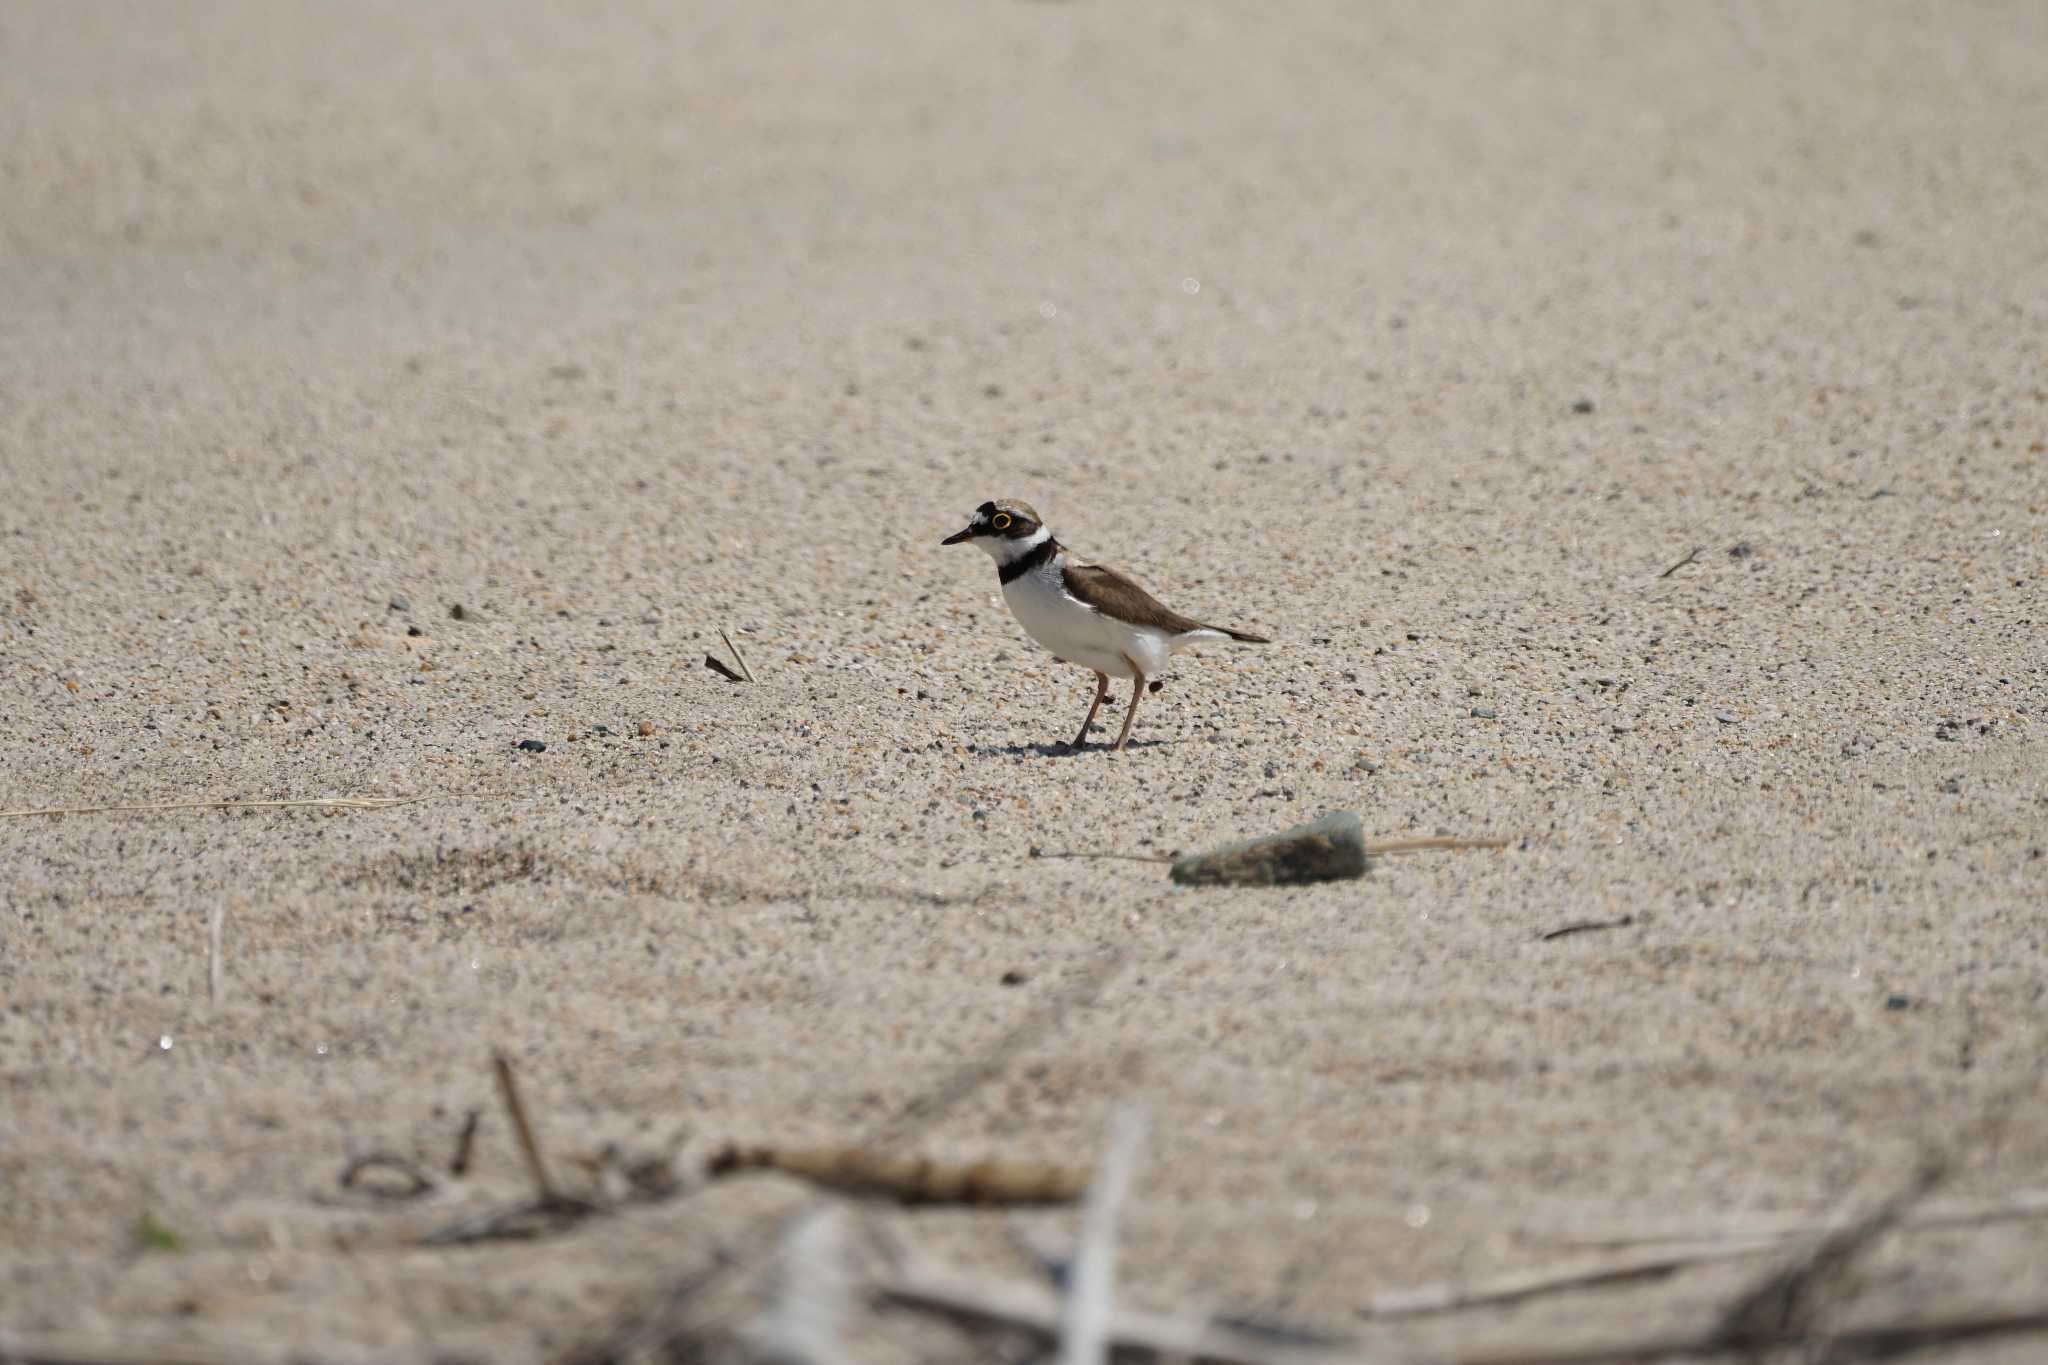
top-left (1206, 624), bottom-right (1269, 644)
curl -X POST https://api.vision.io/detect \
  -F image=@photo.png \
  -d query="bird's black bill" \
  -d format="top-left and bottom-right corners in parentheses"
top-left (940, 526), bottom-right (976, 545)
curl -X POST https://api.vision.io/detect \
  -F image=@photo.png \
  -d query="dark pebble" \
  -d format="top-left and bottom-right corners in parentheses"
top-left (591, 724), bottom-right (611, 736)
top-left (387, 593), bottom-right (411, 612)
top-left (407, 624), bottom-right (424, 637)
top-left (1885, 995), bottom-right (1911, 1011)
top-left (516, 739), bottom-right (547, 753)
top-left (1471, 706), bottom-right (1498, 719)
top-left (1716, 711), bottom-right (1737, 724)
top-left (1570, 398), bottom-right (1595, 414)
top-left (449, 604), bottom-right (469, 621)
top-left (999, 969), bottom-right (1027, 986)
top-left (1728, 542), bottom-right (1754, 560)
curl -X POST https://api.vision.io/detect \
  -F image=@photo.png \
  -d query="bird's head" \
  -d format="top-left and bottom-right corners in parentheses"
top-left (941, 499), bottom-right (1047, 560)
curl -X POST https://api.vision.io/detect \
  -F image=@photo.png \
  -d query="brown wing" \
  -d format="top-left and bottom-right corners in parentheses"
top-left (1062, 562), bottom-right (1215, 635)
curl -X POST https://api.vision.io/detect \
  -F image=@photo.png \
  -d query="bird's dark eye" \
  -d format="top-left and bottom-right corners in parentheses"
top-left (991, 512), bottom-right (1013, 530)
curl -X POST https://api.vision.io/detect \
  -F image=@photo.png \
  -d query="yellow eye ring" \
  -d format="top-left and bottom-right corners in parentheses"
top-left (990, 512), bottom-right (1013, 530)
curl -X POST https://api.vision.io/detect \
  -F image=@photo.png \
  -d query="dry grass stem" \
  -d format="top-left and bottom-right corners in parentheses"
top-left (879, 1262), bottom-right (1357, 1365)
top-left (1365, 835), bottom-right (1513, 855)
top-left (207, 904), bottom-right (225, 1012)
top-left (1545, 1188), bottom-right (2048, 1250)
top-left (1657, 547), bottom-right (1703, 578)
top-left (1359, 1239), bottom-right (1782, 1319)
top-left (0, 795), bottom-right (422, 819)
top-left (720, 628), bottom-right (756, 682)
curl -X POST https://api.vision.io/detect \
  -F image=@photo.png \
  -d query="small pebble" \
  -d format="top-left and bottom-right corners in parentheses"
top-left (1471, 706), bottom-right (1498, 719)
top-left (387, 592), bottom-right (410, 612)
top-left (638, 721), bottom-right (657, 737)
top-left (1716, 711), bottom-right (1737, 724)
top-left (999, 969), bottom-right (1027, 986)
top-left (1885, 995), bottom-right (1911, 1011)
top-left (407, 624), bottom-right (424, 637)
top-left (449, 604), bottom-right (469, 621)
top-left (516, 739), bottom-right (547, 753)
top-left (1570, 398), bottom-right (1595, 414)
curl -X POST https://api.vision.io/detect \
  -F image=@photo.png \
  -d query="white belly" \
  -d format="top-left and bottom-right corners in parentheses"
top-left (1002, 565), bottom-right (1175, 680)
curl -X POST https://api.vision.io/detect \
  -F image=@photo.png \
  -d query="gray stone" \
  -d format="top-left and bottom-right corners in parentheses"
top-left (1170, 811), bottom-right (1370, 887)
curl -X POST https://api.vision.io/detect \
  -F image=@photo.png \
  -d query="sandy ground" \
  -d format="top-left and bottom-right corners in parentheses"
top-left (3, 1), bottom-right (2047, 1360)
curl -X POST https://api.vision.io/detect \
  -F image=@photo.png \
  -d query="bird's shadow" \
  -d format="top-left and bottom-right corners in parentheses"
top-left (985, 737), bottom-right (1179, 759)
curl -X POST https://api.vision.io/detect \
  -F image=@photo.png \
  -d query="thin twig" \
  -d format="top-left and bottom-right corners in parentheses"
top-left (1061, 1105), bottom-right (1148, 1365)
top-left (417, 1198), bottom-right (591, 1246)
top-left (494, 1049), bottom-right (559, 1205)
top-left (1539, 915), bottom-right (1636, 942)
top-left (448, 1108), bottom-right (482, 1177)
top-left (0, 795), bottom-right (422, 819)
top-left (207, 905), bottom-right (225, 1012)
top-left (720, 628), bottom-right (756, 683)
top-left (879, 1263), bottom-right (1355, 1365)
top-left (1656, 547), bottom-right (1702, 579)
top-left (704, 654), bottom-right (745, 683)
top-left (1547, 1189), bottom-right (2048, 1250)
top-left (1452, 1305), bottom-right (2048, 1365)
top-left (1359, 1238), bottom-right (1779, 1319)
top-left (1031, 849), bottom-right (1171, 863)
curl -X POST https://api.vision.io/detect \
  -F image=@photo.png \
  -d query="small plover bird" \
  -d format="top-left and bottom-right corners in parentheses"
top-left (942, 499), bottom-right (1269, 751)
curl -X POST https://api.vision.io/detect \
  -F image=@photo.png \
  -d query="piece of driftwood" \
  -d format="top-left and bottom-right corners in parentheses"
top-left (1060, 1106), bottom-right (1147, 1365)
top-left (734, 1206), bottom-right (852, 1365)
top-left (1170, 812), bottom-right (1370, 887)
top-left (706, 1143), bottom-right (1087, 1206)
